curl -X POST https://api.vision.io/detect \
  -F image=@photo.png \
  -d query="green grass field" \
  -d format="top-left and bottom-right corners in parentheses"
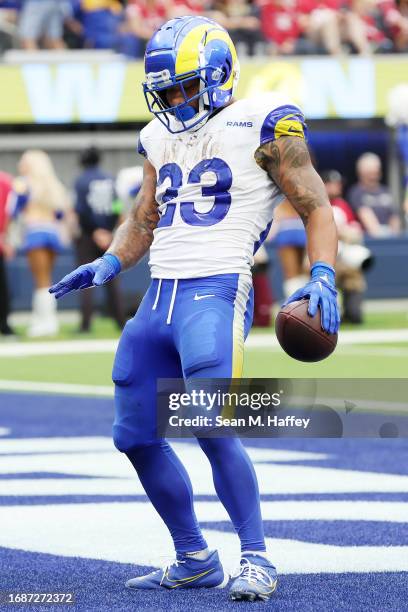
top-left (0, 311), bottom-right (407, 387)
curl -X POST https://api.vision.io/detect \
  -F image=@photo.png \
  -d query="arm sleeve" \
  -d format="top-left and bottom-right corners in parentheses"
top-left (260, 104), bottom-right (308, 146)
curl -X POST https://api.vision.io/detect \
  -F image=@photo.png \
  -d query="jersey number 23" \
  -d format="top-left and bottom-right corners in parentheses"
top-left (157, 157), bottom-right (232, 228)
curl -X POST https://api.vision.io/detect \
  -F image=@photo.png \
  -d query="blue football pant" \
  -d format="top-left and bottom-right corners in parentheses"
top-left (112, 274), bottom-right (266, 553)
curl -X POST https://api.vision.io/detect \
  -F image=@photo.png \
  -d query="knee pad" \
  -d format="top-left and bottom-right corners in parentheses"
top-left (113, 428), bottom-right (157, 454)
top-left (112, 322), bottom-right (147, 452)
top-left (113, 384), bottom-right (158, 453)
top-left (113, 423), bottom-right (138, 453)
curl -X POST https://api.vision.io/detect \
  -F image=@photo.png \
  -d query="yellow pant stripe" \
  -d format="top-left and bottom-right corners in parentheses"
top-left (222, 274), bottom-right (252, 420)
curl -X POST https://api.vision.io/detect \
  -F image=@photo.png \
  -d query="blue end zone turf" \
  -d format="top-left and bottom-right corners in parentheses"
top-left (0, 392), bottom-right (407, 611)
top-left (0, 548), bottom-right (407, 612)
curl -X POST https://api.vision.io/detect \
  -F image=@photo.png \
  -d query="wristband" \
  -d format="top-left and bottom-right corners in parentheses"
top-left (311, 261), bottom-right (335, 287)
top-left (102, 253), bottom-right (122, 275)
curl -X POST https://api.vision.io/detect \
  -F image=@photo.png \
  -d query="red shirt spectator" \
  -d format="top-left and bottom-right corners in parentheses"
top-left (259, 0), bottom-right (300, 47)
top-left (298, 0), bottom-right (348, 11)
top-left (377, 0), bottom-right (408, 44)
top-left (0, 170), bottom-right (14, 336)
top-left (360, 13), bottom-right (387, 43)
top-left (331, 196), bottom-right (360, 226)
top-left (172, 0), bottom-right (205, 14)
top-left (126, 0), bottom-right (168, 33)
top-left (378, 0), bottom-right (401, 32)
top-left (0, 171), bottom-right (12, 254)
top-left (260, 0), bottom-right (350, 49)
top-left (351, 0), bottom-right (388, 44)
top-left (322, 169), bottom-right (362, 231)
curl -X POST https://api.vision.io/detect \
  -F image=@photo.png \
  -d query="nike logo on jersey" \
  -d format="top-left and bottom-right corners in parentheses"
top-left (194, 294), bottom-right (215, 301)
top-left (226, 121), bottom-right (253, 128)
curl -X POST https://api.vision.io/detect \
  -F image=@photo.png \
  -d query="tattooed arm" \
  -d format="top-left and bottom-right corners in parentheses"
top-left (255, 136), bottom-right (337, 266)
top-left (107, 159), bottom-right (159, 270)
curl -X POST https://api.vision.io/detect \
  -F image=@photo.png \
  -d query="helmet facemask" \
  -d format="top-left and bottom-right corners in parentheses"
top-left (143, 66), bottom-right (227, 134)
top-left (143, 70), bottom-right (214, 134)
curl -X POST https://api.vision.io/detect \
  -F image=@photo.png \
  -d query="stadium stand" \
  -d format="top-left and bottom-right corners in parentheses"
top-left (0, 0), bottom-right (408, 55)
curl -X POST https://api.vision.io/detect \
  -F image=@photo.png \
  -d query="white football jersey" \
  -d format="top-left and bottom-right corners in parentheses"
top-left (138, 92), bottom-right (307, 279)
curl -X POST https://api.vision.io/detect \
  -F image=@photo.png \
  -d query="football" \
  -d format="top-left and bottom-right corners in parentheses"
top-left (275, 299), bottom-right (338, 362)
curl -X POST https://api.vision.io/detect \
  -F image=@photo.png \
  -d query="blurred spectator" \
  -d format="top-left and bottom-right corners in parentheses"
top-left (259, 0), bottom-right (382, 55)
top-left (115, 166), bottom-right (143, 216)
top-left (258, 0), bottom-right (306, 55)
top-left (18, 0), bottom-right (65, 50)
top-left (298, 0), bottom-right (345, 55)
top-left (125, 0), bottom-right (168, 57)
top-left (8, 150), bottom-right (71, 337)
top-left (269, 199), bottom-right (307, 299)
top-left (213, 0), bottom-right (264, 55)
top-left (300, 0), bottom-right (372, 55)
top-left (380, 0), bottom-right (408, 51)
top-left (252, 244), bottom-right (274, 327)
top-left (171, 0), bottom-right (211, 16)
top-left (0, 171), bottom-right (16, 337)
top-left (74, 146), bottom-right (125, 333)
top-left (5, 0), bottom-right (408, 54)
top-left (0, 1), bottom-right (19, 53)
top-left (350, 0), bottom-right (394, 53)
top-left (348, 153), bottom-right (401, 236)
top-left (322, 170), bottom-right (372, 324)
top-left (66, 0), bottom-right (138, 56)
top-left (124, 0), bottom-right (210, 57)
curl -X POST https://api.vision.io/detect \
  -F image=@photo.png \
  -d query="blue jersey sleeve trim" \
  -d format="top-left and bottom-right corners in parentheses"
top-left (253, 220), bottom-right (273, 255)
top-left (260, 105), bottom-right (308, 146)
top-left (137, 136), bottom-right (147, 158)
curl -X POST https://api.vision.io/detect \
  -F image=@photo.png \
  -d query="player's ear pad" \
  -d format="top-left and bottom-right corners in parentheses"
top-left (178, 309), bottom-right (222, 377)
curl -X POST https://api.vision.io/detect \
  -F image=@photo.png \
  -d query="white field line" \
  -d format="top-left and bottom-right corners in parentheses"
top-left (0, 380), bottom-right (113, 397)
top-left (335, 329), bottom-right (408, 345)
top-left (0, 339), bottom-right (118, 357)
top-left (1, 328), bottom-right (408, 358)
top-left (9, 300), bottom-right (408, 326)
top-left (334, 347), bottom-right (408, 357)
top-left (247, 329), bottom-right (408, 349)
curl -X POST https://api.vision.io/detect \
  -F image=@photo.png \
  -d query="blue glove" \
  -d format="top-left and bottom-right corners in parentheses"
top-left (283, 261), bottom-right (340, 334)
top-left (49, 253), bottom-right (121, 300)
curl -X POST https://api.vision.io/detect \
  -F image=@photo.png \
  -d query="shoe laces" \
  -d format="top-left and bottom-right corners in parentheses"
top-left (231, 557), bottom-right (275, 588)
top-left (159, 558), bottom-right (186, 586)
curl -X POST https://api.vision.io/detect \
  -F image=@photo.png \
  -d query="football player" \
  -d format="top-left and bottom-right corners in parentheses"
top-left (50, 15), bottom-right (339, 602)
